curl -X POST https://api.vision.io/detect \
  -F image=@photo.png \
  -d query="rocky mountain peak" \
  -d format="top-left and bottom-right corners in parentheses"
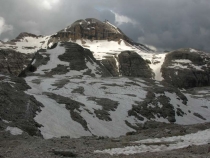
top-left (51, 18), bottom-right (130, 43)
top-left (11, 32), bottom-right (43, 42)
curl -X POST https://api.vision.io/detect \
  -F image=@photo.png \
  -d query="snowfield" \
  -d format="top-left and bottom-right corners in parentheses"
top-left (21, 42), bottom-right (210, 139)
top-left (75, 39), bottom-right (166, 80)
top-left (0, 36), bottom-right (50, 54)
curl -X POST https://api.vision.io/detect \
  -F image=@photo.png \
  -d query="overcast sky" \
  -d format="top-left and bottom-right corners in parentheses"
top-left (0, 0), bottom-right (210, 51)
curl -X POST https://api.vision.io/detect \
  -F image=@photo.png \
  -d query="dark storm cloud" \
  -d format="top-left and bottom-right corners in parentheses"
top-left (0, 0), bottom-right (210, 51)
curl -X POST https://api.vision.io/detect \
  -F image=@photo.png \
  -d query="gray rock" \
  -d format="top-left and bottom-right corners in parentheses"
top-left (118, 51), bottom-right (154, 78)
top-left (0, 49), bottom-right (33, 76)
top-left (0, 74), bottom-right (43, 136)
top-left (161, 48), bottom-right (210, 88)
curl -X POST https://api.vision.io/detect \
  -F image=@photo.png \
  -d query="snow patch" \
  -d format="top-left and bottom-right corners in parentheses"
top-left (190, 48), bottom-right (198, 53)
top-left (95, 129), bottom-right (210, 155)
top-left (35, 44), bottom-right (69, 74)
top-left (6, 127), bottom-right (23, 135)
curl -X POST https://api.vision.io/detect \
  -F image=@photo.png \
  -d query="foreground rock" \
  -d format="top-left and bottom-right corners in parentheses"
top-left (0, 74), bottom-right (43, 136)
top-left (161, 48), bottom-right (210, 88)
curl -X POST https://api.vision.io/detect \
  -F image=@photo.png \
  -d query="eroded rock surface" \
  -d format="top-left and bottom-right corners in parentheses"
top-left (0, 74), bottom-right (43, 136)
top-left (0, 49), bottom-right (33, 76)
top-left (118, 51), bottom-right (153, 78)
top-left (162, 48), bottom-right (210, 88)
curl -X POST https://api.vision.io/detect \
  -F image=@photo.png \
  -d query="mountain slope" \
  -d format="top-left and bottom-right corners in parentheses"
top-left (0, 18), bottom-right (210, 141)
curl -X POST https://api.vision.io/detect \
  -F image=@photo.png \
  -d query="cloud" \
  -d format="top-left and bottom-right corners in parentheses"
top-left (0, 0), bottom-right (210, 51)
top-left (111, 11), bottom-right (137, 26)
top-left (0, 17), bottom-right (13, 35)
top-left (42, 0), bottom-right (60, 10)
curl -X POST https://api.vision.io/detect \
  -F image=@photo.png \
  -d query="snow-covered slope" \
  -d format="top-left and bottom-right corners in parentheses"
top-left (21, 42), bottom-right (210, 139)
top-left (0, 34), bottom-right (50, 54)
top-left (1, 18), bottom-right (210, 141)
top-left (75, 39), bottom-right (166, 80)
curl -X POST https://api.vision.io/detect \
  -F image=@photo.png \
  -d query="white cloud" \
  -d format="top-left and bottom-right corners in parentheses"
top-left (42, 0), bottom-right (60, 10)
top-left (0, 17), bottom-right (13, 35)
top-left (3, 38), bottom-right (9, 42)
top-left (111, 10), bottom-right (137, 26)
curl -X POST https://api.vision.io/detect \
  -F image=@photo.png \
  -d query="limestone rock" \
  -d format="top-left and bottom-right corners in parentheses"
top-left (0, 49), bottom-right (33, 76)
top-left (0, 74), bottom-right (43, 136)
top-left (161, 48), bottom-right (210, 88)
top-left (118, 51), bottom-right (153, 78)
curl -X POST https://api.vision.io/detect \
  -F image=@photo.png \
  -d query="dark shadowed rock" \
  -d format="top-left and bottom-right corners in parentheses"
top-left (0, 49), bottom-right (33, 76)
top-left (118, 51), bottom-right (153, 78)
top-left (101, 56), bottom-right (120, 77)
top-left (0, 74), bottom-right (43, 136)
top-left (161, 48), bottom-right (210, 88)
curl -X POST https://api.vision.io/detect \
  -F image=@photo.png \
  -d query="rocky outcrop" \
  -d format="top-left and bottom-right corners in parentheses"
top-left (49, 18), bottom-right (152, 52)
top-left (118, 51), bottom-right (154, 78)
top-left (0, 74), bottom-right (43, 136)
top-left (0, 49), bottom-right (33, 76)
top-left (161, 48), bottom-right (210, 88)
top-left (101, 56), bottom-right (120, 77)
top-left (52, 18), bottom-right (126, 41)
top-left (128, 84), bottom-right (188, 123)
top-left (11, 32), bottom-right (43, 42)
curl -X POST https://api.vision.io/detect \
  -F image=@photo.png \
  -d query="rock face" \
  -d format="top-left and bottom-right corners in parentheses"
top-left (49, 18), bottom-right (153, 52)
top-left (0, 49), bottom-right (33, 76)
top-left (52, 18), bottom-right (127, 42)
top-left (101, 56), bottom-right (120, 77)
top-left (11, 32), bottom-right (43, 42)
top-left (118, 51), bottom-right (153, 78)
top-left (0, 74), bottom-right (43, 136)
top-left (161, 48), bottom-right (210, 88)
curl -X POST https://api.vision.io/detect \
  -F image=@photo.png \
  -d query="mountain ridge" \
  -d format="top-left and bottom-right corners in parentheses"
top-left (0, 18), bottom-right (210, 157)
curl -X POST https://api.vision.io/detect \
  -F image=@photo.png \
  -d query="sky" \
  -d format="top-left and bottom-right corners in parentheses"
top-left (0, 0), bottom-right (210, 51)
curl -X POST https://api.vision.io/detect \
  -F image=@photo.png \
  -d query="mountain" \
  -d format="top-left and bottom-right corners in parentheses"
top-left (0, 18), bottom-right (210, 157)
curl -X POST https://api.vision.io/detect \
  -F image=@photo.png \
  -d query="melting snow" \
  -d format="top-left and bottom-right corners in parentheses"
top-left (149, 53), bottom-right (166, 81)
top-left (6, 127), bottom-right (23, 135)
top-left (95, 129), bottom-right (210, 155)
top-left (35, 44), bottom-right (69, 74)
top-left (0, 36), bottom-right (50, 54)
top-left (190, 48), bottom-right (198, 53)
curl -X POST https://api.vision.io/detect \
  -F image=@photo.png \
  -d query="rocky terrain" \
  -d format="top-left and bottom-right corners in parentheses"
top-left (0, 18), bottom-right (210, 157)
top-left (0, 122), bottom-right (210, 158)
top-left (162, 48), bottom-right (210, 88)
